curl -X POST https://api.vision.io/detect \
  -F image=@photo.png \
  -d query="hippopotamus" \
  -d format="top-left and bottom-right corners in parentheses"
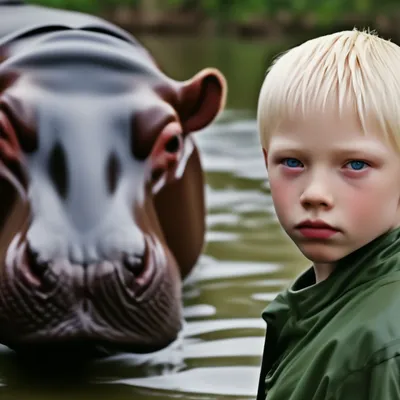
top-left (0, 0), bottom-right (226, 356)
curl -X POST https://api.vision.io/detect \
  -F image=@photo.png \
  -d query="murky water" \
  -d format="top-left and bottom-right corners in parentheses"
top-left (0, 35), bottom-right (309, 399)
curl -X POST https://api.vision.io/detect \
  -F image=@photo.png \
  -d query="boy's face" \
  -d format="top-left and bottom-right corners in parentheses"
top-left (264, 108), bottom-right (400, 265)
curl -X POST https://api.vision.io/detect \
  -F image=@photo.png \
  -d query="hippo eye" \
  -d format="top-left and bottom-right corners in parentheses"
top-left (48, 142), bottom-right (68, 200)
top-left (165, 135), bottom-right (181, 153)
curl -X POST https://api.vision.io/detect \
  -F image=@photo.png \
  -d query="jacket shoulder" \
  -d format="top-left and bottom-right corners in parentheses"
top-left (334, 277), bottom-right (400, 370)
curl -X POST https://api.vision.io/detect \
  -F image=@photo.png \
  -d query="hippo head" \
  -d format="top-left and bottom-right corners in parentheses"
top-left (0, 29), bottom-right (226, 355)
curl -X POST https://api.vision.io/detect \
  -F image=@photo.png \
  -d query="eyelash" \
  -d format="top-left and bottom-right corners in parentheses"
top-left (280, 158), bottom-right (371, 171)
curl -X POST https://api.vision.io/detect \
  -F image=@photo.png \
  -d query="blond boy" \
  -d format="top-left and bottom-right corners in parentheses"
top-left (256, 29), bottom-right (400, 399)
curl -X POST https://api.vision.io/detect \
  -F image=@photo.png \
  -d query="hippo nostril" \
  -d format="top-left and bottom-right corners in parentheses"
top-left (165, 135), bottom-right (180, 153)
top-left (25, 244), bottom-right (49, 278)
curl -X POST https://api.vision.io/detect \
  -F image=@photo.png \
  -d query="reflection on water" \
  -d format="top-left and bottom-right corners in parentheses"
top-left (0, 35), bottom-right (309, 399)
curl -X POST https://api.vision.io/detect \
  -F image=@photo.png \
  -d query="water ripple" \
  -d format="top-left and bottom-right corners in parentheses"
top-left (196, 117), bottom-right (267, 181)
top-left (184, 318), bottom-right (265, 337)
top-left (185, 258), bottom-right (281, 284)
top-left (110, 366), bottom-right (260, 397)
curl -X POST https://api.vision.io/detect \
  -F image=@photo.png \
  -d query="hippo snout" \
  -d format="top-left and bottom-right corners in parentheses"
top-left (7, 231), bottom-right (155, 296)
top-left (2, 229), bottom-right (182, 353)
top-left (26, 208), bottom-right (147, 265)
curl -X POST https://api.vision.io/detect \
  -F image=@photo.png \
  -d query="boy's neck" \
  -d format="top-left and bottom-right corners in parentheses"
top-left (313, 263), bottom-right (336, 283)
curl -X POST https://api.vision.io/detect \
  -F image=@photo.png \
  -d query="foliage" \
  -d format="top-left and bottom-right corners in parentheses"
top-left (26, 0), bottom-right (400, 25)
top-left (26, 0), bottom-right (138, 12)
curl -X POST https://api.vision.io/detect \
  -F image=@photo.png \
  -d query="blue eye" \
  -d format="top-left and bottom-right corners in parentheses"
top-left (283, 158), bottom-right (303, 168)
top-left (347, 160), bottom-right (368, 170)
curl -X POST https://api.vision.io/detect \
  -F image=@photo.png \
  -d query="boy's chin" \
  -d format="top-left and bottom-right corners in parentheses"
top-left (297, 244), bottom-right (348, 265)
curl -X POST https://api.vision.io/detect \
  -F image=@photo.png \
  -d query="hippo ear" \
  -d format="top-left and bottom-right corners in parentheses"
top-left (178, 68), bottom-right (227, 134)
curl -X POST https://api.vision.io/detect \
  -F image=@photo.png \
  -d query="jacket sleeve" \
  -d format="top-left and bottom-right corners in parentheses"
top-left (334, 357), bottom-right (400, 400)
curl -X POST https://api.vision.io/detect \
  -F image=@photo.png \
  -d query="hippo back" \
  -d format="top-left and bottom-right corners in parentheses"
top-left (0, 0), bottom-right (138, 46)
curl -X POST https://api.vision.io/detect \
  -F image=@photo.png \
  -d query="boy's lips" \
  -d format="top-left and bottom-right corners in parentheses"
top-left (295, 219), bottom-right (337, 230)
top-left (294, 219), bottom-right (340, 239)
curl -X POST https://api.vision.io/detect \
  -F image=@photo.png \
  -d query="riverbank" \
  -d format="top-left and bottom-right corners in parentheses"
top-left (99, 7), bottom-right (400, 42)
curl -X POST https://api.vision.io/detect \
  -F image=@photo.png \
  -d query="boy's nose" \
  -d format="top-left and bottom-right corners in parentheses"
top-left (299, 175), bottom-right (334, 209)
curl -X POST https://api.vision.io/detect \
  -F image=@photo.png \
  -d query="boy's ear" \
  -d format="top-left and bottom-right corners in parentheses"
top-left (262, 148), bottom-right (268, 169)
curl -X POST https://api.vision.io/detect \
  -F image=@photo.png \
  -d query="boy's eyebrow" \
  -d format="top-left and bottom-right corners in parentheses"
top-left (267, 138), bottom-right (305, 151)
top-left (330, 141), bottom-right (390, 158)
top-left (269, 138), bottom-right (392, 157)
top-left (330, 145), bottom-right (386, 157)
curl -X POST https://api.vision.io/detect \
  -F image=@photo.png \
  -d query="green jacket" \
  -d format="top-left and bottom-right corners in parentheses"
top-left (257, 227), bottom-right (400, 400)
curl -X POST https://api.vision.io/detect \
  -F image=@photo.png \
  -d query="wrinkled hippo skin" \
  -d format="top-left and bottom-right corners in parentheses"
top-left (0, 0), bottom-right (227, 356)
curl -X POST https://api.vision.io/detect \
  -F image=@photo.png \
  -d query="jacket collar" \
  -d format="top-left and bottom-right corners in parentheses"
top-left (265, 227), bottom-right (400, 320)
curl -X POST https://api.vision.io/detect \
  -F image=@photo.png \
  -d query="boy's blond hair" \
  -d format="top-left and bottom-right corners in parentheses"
top-left (257, 29), bottom-right (400, 150)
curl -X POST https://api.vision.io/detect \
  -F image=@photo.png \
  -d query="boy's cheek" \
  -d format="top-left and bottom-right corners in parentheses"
top-left (342, 189), bottom-right (394, 232)
top-left (269, 179), bottom-right (292, 216)
top-left (344, 187), bottom-right (383, 215)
